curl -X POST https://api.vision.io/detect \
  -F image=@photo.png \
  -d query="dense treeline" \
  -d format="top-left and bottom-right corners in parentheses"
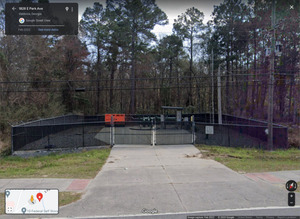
top-left (0, 0), bottom-right (299, 135)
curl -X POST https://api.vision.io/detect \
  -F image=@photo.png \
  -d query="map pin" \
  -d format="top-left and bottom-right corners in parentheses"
top-left (36, 193), bottom-right (43, 202)
top-left (5, 190), bottom-right (10, 198)
top-left (21, 207), bottom-right (26, 214)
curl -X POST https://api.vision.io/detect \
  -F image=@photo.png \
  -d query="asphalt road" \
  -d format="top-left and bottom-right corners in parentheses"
top-left (71, 207), bottom-right (300, 219)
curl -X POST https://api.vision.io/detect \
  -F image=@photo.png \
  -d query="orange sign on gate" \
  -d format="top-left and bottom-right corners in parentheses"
top-left (105, 114), bottom-right (125, 125)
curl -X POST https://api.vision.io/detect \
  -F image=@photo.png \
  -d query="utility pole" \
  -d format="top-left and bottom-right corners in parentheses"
top-left (268, 0), bottom-right (276, 150)
top-left (211, 49), bottom-right (214, 124)
top-left (218, 66), bottom-right (222, 124)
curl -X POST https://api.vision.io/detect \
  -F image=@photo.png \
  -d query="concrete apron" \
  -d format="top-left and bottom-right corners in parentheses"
top-left (59, 144), bottom-right (288, 217)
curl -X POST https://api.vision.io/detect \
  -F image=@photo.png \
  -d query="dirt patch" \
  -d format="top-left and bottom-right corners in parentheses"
top-left (227, 155), bottom-right (243, 159)
top-left (199, 153), bottom-right (243, 160)
top-left (185, 153), bottom-right (202, 158)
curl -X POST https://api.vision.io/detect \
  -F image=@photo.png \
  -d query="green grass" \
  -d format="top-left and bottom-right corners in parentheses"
top-left (0, 192), bottom-right (82, 215)
top-left (196, 145), bottom-right (300, 173)
top-left (59, 192), bottom-right (82, 206)
top-left (0, 149), bottom-right (111, 178)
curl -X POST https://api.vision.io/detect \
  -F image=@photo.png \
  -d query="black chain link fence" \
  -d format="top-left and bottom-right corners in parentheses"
top-left (194, 123), bottom-right (287, 149)
top-left (11, 114), bottom-right (288, 152)
top-left (192, 114), bottom-right (288, 149)
top-left (12, 115), bottom-right (108, 152)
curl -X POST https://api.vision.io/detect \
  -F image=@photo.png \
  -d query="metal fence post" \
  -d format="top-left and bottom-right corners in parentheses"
top-left (82, 125), bottom-right (85, 147)
top-left (227, 126), bottom-right (230, 147)
top-left (152, 119), bottom-right (156, 146)
top-left (110, 115), bottom-right (114, 146)
top-left (192, 116), bottom-right (195, 144)
top-left (112, 124), bottom-right (115, 146)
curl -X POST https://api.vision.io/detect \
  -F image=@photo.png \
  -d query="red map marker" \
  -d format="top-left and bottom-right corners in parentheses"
top-left (36, 193), bottom-right (43, 202)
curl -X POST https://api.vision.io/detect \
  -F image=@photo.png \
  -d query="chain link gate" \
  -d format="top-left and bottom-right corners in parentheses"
top-left (109, 117), bottom-right (195, 146)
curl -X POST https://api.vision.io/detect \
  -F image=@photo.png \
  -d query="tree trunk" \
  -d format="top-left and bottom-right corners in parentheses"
top-left (226, 47), bottom-right (230, 113)
top-left (169, 57), bottom-right (173, 104)
top-left (176, 57), bottom-right (180, 106)
top-left (187, 34), bottom-right (193, 107)
top-left (96, 45), bottom-right (101, 114)
top-left (130, 30), bottom-right (136, 114)
top-left (109, 65), bottom-right (115, 109)
top-left (251, 28), bottom-right (257, 116)
top-left (278, 74), bottom-right (287, 121)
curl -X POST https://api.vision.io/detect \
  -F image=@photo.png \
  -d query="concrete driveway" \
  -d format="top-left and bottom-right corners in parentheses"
top-left (58, 144), bottom-right (293, 218)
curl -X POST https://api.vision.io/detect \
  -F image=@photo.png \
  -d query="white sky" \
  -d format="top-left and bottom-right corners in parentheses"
top-left (152, 0), bottom-right (223, 38)
top-left (51, 0), bottom-right (224, 38)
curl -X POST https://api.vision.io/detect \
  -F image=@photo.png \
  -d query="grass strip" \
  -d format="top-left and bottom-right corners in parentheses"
top-left (0, 149), bottom-right (111, 178)
top-left (59, 191), bottom-right (82, 206)
top-left (196, 145), bottom-right (300, 173)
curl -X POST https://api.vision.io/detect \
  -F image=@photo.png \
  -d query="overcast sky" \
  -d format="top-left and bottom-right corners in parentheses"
top-left (152, 0), bottom-right (223, 38)
top-left (51, 0), bottom-right (224, 38)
